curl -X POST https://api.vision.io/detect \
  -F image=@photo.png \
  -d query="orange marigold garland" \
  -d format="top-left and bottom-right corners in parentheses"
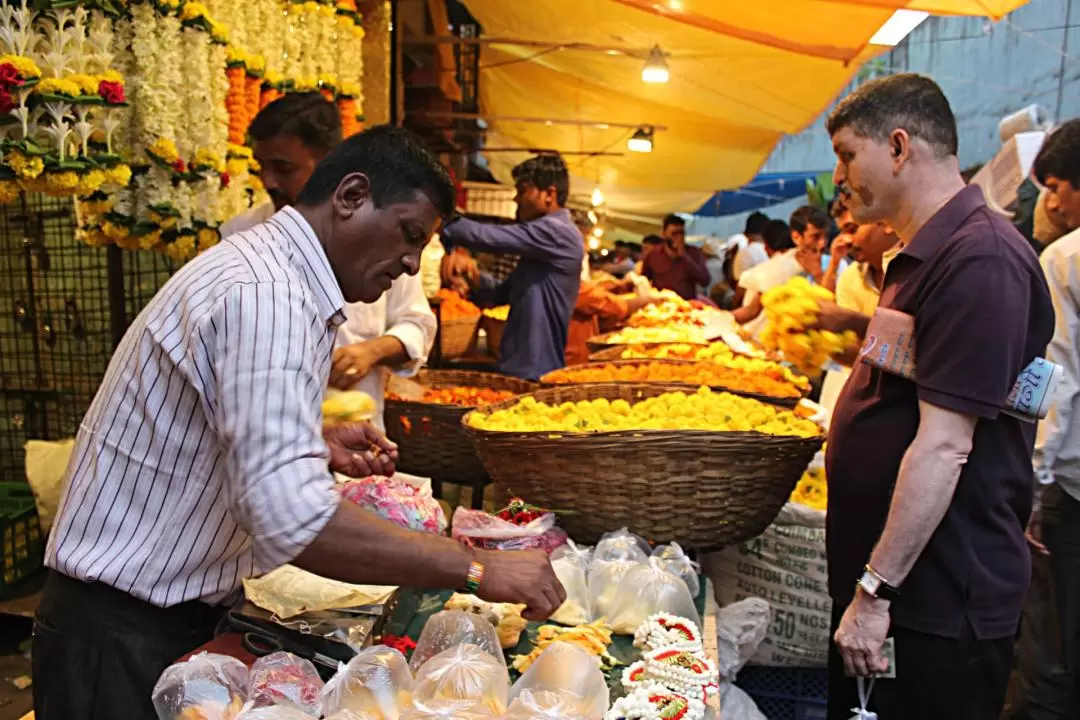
top-left (244, 72), bottom-right (261, 129)
top-left (225, 63), bottom-right (248, 145)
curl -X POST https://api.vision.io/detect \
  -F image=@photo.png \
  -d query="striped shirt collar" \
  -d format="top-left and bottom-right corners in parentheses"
top-left (263, 206), bottom-right (346, 325)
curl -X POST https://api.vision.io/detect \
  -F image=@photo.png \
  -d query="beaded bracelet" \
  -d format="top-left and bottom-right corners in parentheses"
top-left (463, 560), bottom-right (485, 594)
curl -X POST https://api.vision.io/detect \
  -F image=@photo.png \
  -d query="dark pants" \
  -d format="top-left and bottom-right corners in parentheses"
top-left (33, 571), bottom-right (223, 720)
top-left (827, 603), bottom-right (1014, 720)
top-left (1008, 484), bottom-right (1080, 720)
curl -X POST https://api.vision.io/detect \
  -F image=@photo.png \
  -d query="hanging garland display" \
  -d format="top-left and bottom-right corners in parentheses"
top-left (0, 0), bottom-right (366, 261)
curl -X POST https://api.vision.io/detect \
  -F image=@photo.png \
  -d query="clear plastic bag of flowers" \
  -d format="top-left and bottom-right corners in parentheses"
top-left (509, 642), bottom-right (608, 719)
top-left (399, 699), bottom-right (500, 720)
top-left (409, 610), bottom-right (505, 671)
top-left (319, 646), bottom-right (414, 719)
top-left (411, 643), bottom-right (510, 716)
top-left (152, 652), bottom-right (249, 720)
top-left (607, 558), bottom-right (701, 634)
top-left (549, 541), bottom-right (593, 625)
top-left (235, 706), bottom-right (317, 720)
top-left (652, 542), bottom-right (701, 598)
top-left (504, 690), bottom-right (593, 720)
top-left (593, 527), bottom-right (650, 564)
top-left (588, 558), bottom-right (642, 621)
top-left (247, 651), bottom-right (323, 715)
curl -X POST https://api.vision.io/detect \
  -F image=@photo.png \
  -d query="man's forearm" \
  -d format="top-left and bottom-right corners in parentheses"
top-left (295, 500), bottom-right (472, 589)
top-left (369, 334), bottom-right (409, 368)
top-left (867, 404), bottom-right (975, 585)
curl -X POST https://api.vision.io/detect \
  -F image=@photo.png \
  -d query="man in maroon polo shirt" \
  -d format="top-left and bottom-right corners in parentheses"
top-left (642, 214), bottom-right (710, 300)
top-left (818, 74), bottom-right (1054, 719)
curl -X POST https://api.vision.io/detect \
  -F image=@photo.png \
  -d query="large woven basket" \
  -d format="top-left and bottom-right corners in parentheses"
top-left (385, 370), bottom-right (538, 481)
top-left (463, 384), bottom-right (824, 549)
top-left (481, 316), bottom-right (506, 359)
top-left (439, 316), bottom-right (481, 358)
top-left (541, 359), bottom-right (802, 408)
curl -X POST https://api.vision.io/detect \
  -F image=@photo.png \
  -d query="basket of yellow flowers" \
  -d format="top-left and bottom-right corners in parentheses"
top-left (462, 383), bottom-right (824, 549)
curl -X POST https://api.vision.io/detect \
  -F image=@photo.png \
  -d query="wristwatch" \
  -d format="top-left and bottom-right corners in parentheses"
top-left (858, 564), bottom-right (900, 602)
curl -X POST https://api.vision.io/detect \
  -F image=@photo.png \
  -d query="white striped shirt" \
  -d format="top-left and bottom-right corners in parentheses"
top-left (46, 207), bottom-right (345, 607)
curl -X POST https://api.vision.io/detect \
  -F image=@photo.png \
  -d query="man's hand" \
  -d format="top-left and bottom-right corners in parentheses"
top-left (796, 247), bottom-right (824, 281)
top-left (815, 301), bottom-right (870, 338)
top-left (330, 341), bottom-right (384, 390)
top-left (324, 422), bottom-right (399, 477)
top-left (441, 252), bottom-right (478, 288)
top-left (664, 241), bottom-right (685, 259)
top-left (474, 548), bottom-right (567, 621)
top-left (834, 590), bottom-right (891, 677)
top-left (1026, 507), bottom-right (1049, 556)
top-left (831, 234), bottom-right (854, 263)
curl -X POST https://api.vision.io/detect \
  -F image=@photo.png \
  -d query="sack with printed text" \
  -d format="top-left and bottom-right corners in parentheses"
top-left (703, 502), bottom-right (831, 668)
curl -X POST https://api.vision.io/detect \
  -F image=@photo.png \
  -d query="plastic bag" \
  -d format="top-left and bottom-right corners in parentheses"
top-left (319, 646), bottom-right (414, 719)
top-left (399, 700), bottom-right (499, 720)
top-left (652, 542), bottom-right (701, 598)
top-left (339, 476), bottom-right (447, 535)
top-left (549, 543), bottom-right (593, 626)
top-left (720, 684), bottom-right (767, 720)
top-left (412, 644), bottom-right (510, 715)
top-left (450, 507), bottom-right (568, 553)
top-left (509, 642), bottom-right (608, 719)
top-left (715, 598), bottom-right (770, 682)
top-left (608, 559), bottom-right (701, 634)
top-left (410, 610), bottom-right (505, 671)
top-left (247, 652), bottom-right (323, 715)
top-left (593, 527), bottom-right (649, 564)
top-left (235, 707), bottom-right (316, 720)
top-left (152, 652), bottom-right (249, 720)
top-left (504, 690), bottom-right (591, 720)
top-left (324, 712), bottom-right (381, 720)
top-left (588, 559), bottom-right (641, 621)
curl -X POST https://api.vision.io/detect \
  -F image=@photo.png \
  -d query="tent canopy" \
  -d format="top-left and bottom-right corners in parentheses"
top-left (694, 171), bottom-right (827, 217)
top-left (460, 0), bottom-right (1028, 218)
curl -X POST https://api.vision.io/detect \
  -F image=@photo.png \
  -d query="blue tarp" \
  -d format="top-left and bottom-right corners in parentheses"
top-left (693, 171), bottom-right (826, 217)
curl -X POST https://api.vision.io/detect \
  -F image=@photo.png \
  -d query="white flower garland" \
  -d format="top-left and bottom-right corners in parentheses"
top-left (605, 684), bottom-right (705, 720)
top-left (208, 41), bottom-right (229, 157)
top-left (178, 27), bottom-right (212, 160)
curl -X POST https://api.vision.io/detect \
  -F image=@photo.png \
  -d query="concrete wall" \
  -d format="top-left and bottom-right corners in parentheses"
top-left (688, 0), bottom-right (1080, 239)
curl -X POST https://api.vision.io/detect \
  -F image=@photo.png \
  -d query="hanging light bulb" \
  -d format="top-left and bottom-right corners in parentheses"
top-left (592, 226), bottom-right (605, 238)
top-left (591, 187), bottom-right (605, 207)
top-left (627, 126), bottom-right (654, 153)
top-left (587, 209), bottom-right (598, 224)
top-left (587, 236), bottom-right (601, 250)
top-left (641, 45), bottom-right (669, 84)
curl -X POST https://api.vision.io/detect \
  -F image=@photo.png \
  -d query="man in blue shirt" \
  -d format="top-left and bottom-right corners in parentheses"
top-left (441, 154), bottom-right (583, 380)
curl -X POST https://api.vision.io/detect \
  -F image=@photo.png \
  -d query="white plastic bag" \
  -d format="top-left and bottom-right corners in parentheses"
top-left (235, 707), bottom-right (316, 720)
top-left (410, 610), bottom-right (505, 671)
top-left (588, 559), bottom-right (641, 621)
top-left (399, 699), bottom-right (499, 720)
top-left (652, 542), bottom-right (701, 598)
top-left (152, 652), bottom-right (248, 720)
top-left (412, 644), bottom-right (510, 715)
top-left (319, 646), bottom-right (414, 719)
top-left (720, 684), bottom-right (768, 720)
top-left (715, 598), bottom-right (770, 683)
top-left (505, 690), bottom-right (591, 720)
top-left (509, 642), bottom-right (608, 719)
top-left (549, 542), bottom-right (593, 625)
top-left (247, 651), bottom-right (323, 715)
top-left (593, 527), bottom-right (650, 563)
top-left (608, 559), bottom-right (701, 634)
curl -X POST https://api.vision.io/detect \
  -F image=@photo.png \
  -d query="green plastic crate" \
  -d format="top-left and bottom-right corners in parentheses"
top-left (0, 483), bottom-right (43, 595)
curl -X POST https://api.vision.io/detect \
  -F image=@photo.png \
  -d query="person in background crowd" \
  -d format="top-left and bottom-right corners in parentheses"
top-left (602, 240), bottom-right (635, 277)
top-left (641, 214), bottom-right (710, 300)
top-left (732, 211), bottom-right (771, 281)
top-left (816, 73), bottom-right (1053, 720)
top-left (32, 126), bottom-right (566, 719)
top-left (702, 239), bottom-right (726, 297)
top-left (635, 234), bottom-right (664, 274)
top-left (731, 219), bottom-right (796, 332)
top-left (1016, 118), bottom-right (1080, 720)
top-left (566, 278), bottom-right (663, 365)
top-left (790, 204), bottom-right (848, 292)
top-left (440, 154), bottom-right (583, 380)
top-left (220, 93), bottom-right (436, 432)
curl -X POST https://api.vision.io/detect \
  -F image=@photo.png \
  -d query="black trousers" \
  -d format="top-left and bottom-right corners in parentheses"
top-left (1008, 484), bottom-right (1080, 720)
top-left (827, 603), bottom-right (1014, 720)
top-left (32, 571), bottom-right (224, 720)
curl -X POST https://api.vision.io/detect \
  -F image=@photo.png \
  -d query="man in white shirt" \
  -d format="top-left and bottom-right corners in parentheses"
top-left (732, 218), bottom-right (797, 336)
top-left (1018, 118), bottom-right (1080, 720)
top-left (34, 126), bottom-right (565, 719)
top-left (221, 93), bottom-right (435, 430)
top-left (732, 211), bottom-right (770, 281)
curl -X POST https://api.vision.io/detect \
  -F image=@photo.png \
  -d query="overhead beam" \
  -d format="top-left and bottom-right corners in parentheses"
top-left (408, 110), bottom-right (667, 131)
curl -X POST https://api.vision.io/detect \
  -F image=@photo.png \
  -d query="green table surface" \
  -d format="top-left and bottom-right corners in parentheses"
top-left (382, 575), bottom-right (710, 699)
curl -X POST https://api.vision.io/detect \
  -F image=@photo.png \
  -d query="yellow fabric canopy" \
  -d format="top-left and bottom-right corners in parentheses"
top-left (463, 0), bottom-right (1027, 221)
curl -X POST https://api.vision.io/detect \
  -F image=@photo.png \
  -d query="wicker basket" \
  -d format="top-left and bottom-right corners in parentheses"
top-left (385, 370), bottom-right (538, 481)
top-left (481, 316), bottom-right (507, 359)
top-left (439, 316), bottom-right (481, 358)
top-left (463, 384), bottom-right (824, 549)
top-left (586, 331), bottom-right (712, 354)
top-left (541, 359), bottom-right (802, 408)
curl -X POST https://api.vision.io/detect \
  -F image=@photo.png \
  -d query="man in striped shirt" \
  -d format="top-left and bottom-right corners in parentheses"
top-left (33, 126), bottom-right (565, 719)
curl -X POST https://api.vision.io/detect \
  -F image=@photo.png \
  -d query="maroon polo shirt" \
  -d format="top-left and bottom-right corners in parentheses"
top-left (825, 185), bottom-right (1053, 640)
top-left (641, 245), bottom-right (711, 300)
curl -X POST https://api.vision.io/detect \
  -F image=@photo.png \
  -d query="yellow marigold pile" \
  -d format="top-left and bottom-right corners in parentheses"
top-left (759, 277), bottom-right (859, 377)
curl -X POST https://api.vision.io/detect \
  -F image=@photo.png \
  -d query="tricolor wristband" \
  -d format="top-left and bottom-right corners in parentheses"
top-left (463, 560), bottom-right (485, 594)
